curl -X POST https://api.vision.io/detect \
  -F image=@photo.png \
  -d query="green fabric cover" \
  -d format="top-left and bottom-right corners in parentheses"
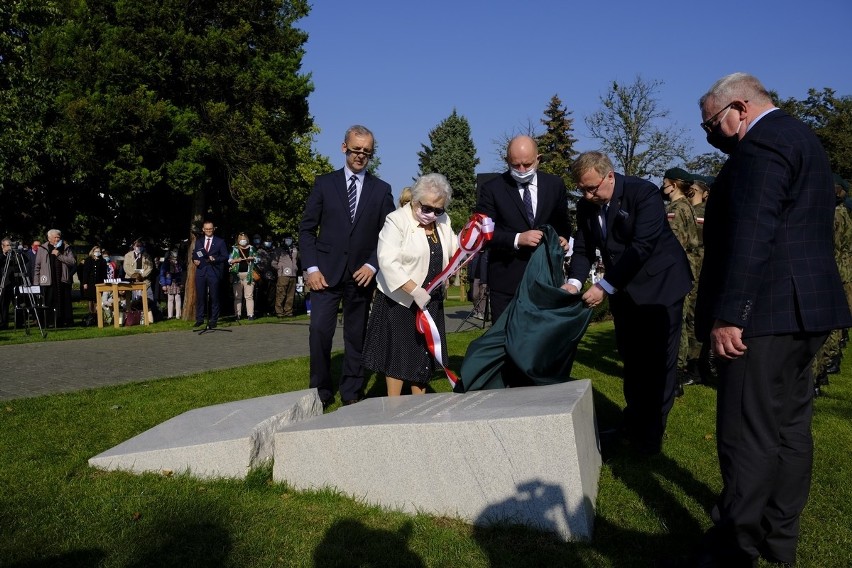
top-left (457, 225), bottom-right (593, 392)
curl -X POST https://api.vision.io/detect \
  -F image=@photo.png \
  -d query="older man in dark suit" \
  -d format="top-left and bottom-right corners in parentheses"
top-left (475, 135), bottom-right (571, 323)
top-left (564, 151), bottom-right (692, 457)
top-left (691, 73), bottom-right (852, 567)
top-left (299, 125), bottom-right (395, 408)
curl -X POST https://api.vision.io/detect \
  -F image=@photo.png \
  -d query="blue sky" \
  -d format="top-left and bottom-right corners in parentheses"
top-left (297, 0), bottom-right (852, 196)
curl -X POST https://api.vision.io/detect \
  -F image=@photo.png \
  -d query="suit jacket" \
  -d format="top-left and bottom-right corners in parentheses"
top-left (192, 235), bottom-right (228, 279)
top-left (475, 171), bottom-right (570, 295)
top-left (299, 168), bottom-right (395, 287)
top-left (568, 173), bottom-right (692, 306)
top-left (696, 109), bottom-right (852, 340)
top-left (375, 205), bottom-right (458, 307)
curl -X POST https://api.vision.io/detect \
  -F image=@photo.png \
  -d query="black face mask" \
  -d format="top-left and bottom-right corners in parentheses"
top-left (706, 120), bottom-right (742, 155)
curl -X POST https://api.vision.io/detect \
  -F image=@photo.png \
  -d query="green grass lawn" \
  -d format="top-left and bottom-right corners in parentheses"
top-left (1, 318), bottom-right (851, 567)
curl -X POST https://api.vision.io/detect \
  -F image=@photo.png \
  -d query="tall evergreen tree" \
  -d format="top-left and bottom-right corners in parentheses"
top-left (417, 109), bottom-right (479, 229)
top-left (536, 94), bottom-right (578, 201)
top-left (1, 0), bottom-right (325, 248)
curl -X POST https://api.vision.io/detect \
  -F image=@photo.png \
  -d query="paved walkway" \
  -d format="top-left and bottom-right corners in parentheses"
top-left (1, 307), bottom-right (484, 400)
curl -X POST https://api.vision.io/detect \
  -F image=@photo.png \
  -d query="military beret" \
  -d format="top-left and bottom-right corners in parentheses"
top-left (834, 173), bottom-right (849, 191)
top-left (663, 167), bottom-right (693, 183)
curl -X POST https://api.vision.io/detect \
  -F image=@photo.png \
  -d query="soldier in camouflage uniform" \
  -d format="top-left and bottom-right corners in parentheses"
top-left (690, 177), bottom-right (714, 382)
top-left (662, 168), bottom-right (701, 390)
top-left (813, 174), bottom-right (852, 394)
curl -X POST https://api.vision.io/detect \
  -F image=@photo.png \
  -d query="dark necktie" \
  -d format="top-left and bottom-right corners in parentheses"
top-left (600, 204), bottom-right (610, 240)
top-left (348, 175), bottom-right (358, 222)
top-left (205, 238), bottom-right (211, 252)
top-left (521, 183), bottom-right (534, 226)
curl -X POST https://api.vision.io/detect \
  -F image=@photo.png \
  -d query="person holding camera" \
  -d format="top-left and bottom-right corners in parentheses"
top-left (0, 238), bottom-right (16, 329)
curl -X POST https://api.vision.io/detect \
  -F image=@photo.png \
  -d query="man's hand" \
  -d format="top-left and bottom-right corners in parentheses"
top-left (561, 283), bottom-right (580, 294)
top-left (353, 265), bottom-right (375, 287)
top-left (193, 259), bottom-right (201, 267)
top-left (581, 284), bottom-right (607, 308)
top-left (518, 230), bottom-right (544, 247)
top-left (306, 270), bottom-right (328, 291)
top-left (710, 320), bottom-right (747, 360)
top-left (558, 236), bottom-right (570, 252)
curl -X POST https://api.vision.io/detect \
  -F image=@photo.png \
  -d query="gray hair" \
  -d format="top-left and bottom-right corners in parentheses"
top-left (699, 72), bottom-right (772, 110)
top-left (571, 151), bottom-right (614, 182)
top-left (1, 237), bottom-right (11, 246)
top-left (411, 173), bottom-right (452, 206)
top-left (344, 124), bottom-right (374, 144)
top-left (47, 229), bottom-right (62, 239)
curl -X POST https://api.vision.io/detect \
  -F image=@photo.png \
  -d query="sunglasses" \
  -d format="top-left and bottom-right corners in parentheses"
top-left (700, 100), bottom-right (747, 134)
top-left (418, 202), bottom-right (446, 216)
top-left (345, 146), bottom-right (374, 159)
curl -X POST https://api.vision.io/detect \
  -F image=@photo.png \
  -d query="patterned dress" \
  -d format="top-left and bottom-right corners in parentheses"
top-left (362, 232), bottom-right (446, 384)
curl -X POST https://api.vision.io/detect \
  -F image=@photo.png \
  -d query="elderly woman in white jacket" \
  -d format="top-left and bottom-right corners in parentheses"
top-left (362, 173), bottom-right (458, 396)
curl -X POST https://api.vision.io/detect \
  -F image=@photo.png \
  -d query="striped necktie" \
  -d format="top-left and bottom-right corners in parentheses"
top-left (348, 175), bottom-right (358, 222)
top-left (521, 183), bottom-right (534, 226)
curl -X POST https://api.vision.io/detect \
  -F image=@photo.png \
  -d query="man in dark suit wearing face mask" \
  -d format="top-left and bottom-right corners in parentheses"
top-left (563, 151), bottom-right (692, 457)
top-left (475, 135), bottom-right (571, 323)
top-left (690, 72), bottom-right (852, 567)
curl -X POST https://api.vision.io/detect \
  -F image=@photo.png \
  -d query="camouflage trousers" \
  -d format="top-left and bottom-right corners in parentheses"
top-left (679, 282), bottom-right (702, 370)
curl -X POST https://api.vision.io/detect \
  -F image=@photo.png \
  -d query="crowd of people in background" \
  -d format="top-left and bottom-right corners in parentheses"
top-left (0, 229), bottom-right (306, 329)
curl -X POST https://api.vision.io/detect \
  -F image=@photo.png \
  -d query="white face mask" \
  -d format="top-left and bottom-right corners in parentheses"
top-left (239, 239), bottom-right (248, 246)
top-left (55, 239), bottom-right (64, 248)
top-left (263, 242), bottom-right (272, 248)
top-left (414, 207), bottom-right (437, 225)
top-left (284, 238), bottom-right (293, 246)
top-left (94, 251), bottom-right (102, 257)
top-left (510, 168), bottom-right (536, 185)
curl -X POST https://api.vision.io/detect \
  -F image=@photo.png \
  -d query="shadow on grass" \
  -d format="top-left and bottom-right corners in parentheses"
top-left (314, 518), bottom-right (424, 567)
top-left (8, 549), bottom-right (106, 568)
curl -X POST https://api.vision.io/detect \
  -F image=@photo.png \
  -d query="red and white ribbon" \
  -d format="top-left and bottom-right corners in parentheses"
top-left (415, 213), bottom-right (494, 388)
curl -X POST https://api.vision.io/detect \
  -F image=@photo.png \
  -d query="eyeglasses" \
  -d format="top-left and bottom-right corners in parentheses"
top-left (417, 202), bottom-right (446, 216)
top-left (345, 146), bottom-right (374, 159)
top-left (700, 101), bottom-right (746, 134)
top-left (578, 171), bottom-right (611, 196)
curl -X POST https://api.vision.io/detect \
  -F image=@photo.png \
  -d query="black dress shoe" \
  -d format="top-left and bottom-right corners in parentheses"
top-left (207, 321), bottom-right (217, 329)
top-left (321, 399), bottom-right (333, 411)
top-left (825, 359), bottom-right (840, 374)
top-left (193, 320), bottom-right (205, 328)
top-left (816, 371), bottom-right (829, 387)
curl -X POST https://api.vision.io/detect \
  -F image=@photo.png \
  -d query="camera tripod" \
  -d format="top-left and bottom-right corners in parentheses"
top-left (0, 248), bottom-right (47, 338)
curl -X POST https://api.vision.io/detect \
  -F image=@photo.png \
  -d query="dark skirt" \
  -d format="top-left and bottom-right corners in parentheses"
top-left (362, 291), bottom-right (447, 385)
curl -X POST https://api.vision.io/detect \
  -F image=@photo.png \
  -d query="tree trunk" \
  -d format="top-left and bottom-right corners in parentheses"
top-left (182, 192), bottom-right (206, 321)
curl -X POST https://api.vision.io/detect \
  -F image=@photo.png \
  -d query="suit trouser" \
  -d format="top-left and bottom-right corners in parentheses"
top-left (709, 332), bottom-right (826, 566)
top-left (610, 293), bottom-right (683, 453)
top-left (308, 274), bottom-right (372, 403)
top-left (195, 272), bottom-right (221, 323)
top-left (488, 289), bottom-right (513, 324)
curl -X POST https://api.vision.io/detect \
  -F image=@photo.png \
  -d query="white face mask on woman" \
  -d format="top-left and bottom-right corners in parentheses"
top-left (239, 239), bottom-right (248, 246)
top-left (413, 207), bottom-right (437, 226)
